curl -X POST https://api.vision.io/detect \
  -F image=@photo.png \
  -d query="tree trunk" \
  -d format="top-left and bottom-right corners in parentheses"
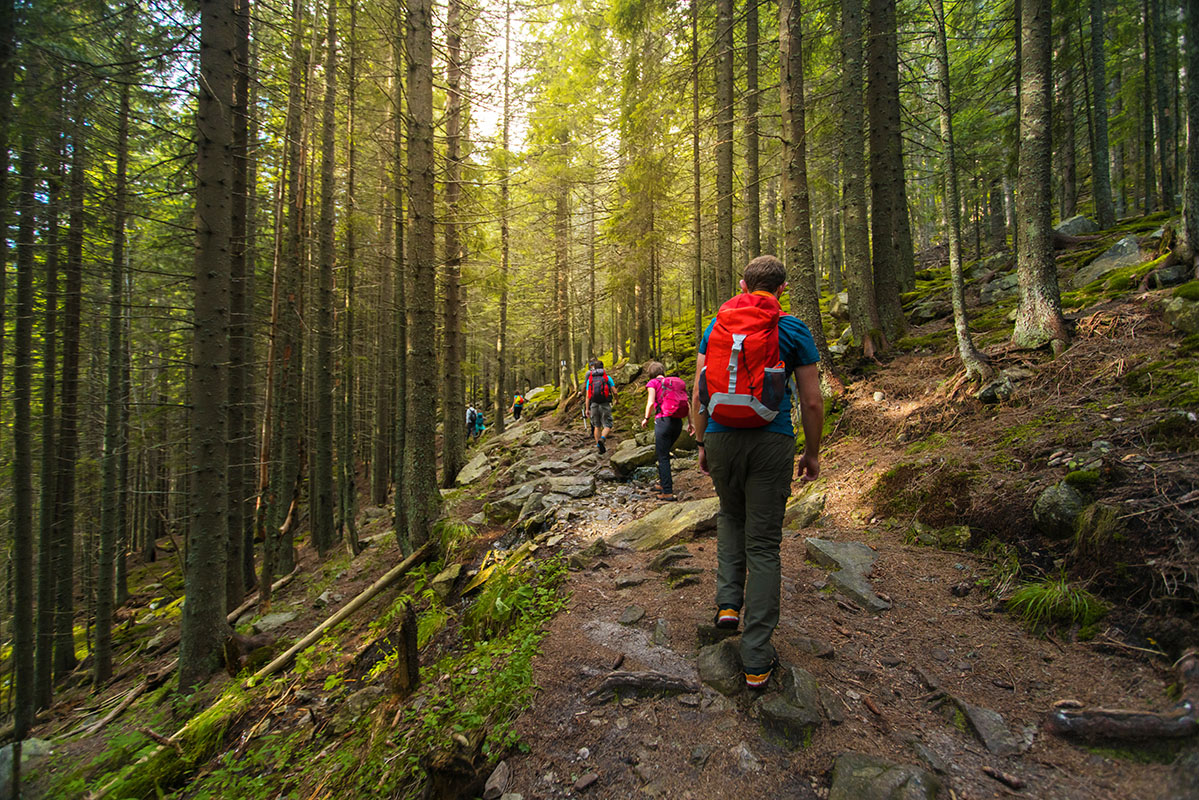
top-left (13, 124), bottom-right (38, 740)
top-left (53, 98), bottom-right (86, 677)
top-left (0, 0), bottom-right (14, 410)
top-left (1181, 0), bottom-right (1198, 266)
top-left (839, 0), bottom-right (882, 355)
top-left (35, 105), bottom-right (62, 709)
top-left (227, 0), bottom-right (252, 604)
top-left (866, 0), bottom-right (905, 344)
top-left (780, 0), bottom-right (831, 366)
top-left (404, 0), bottom-right (439, 548)
top-left (1089, 0), bottom-right (1115, 227)
top-left (494, 0), bottom-right (511, 435)
top-left (1012, 0), bottom-right (1069, 353)
top-left (746, 0), bottom-right (760, 258)
top-left (1151, 0), bottom-right (1174, 211)
top-left (1141, 0), bottom-right (1157, 213)
top-left (390, 3), bottom-right (406, 545)
top-left (692, 0), bottom-right (703, 336)
top-left (179, 0), bottom-right (235, 690)
top-left (932, 0), bottom-right (990, 382)
top-left (442, 0), bottom-right (466, 488)
top-left (1058, 35), bottom-right (1077, 221)
top-left (96, 74), bottom-right (131, 687)
top-left (715, 0), bottom-right (734, 301)
top-left (313, 0), bottom-right (337, 553)
top-left (339, 0), bottom-right (360, 553)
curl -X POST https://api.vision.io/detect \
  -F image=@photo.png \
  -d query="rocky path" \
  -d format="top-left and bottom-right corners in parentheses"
top-left (460, 415), bottom-right (1196, 800)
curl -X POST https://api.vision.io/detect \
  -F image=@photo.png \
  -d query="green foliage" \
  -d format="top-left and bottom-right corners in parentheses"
top-left (434, 518), bottom-right (476, 562)
top-left (1007, 574), bottom-right (1108, 634)
top-left (1073, 503), bottom-right (1125, 558)
top-left (976, 538), bottom-right (1021, 597)
top-left (905, 432), bottom-right (949, 455)
top-left (1064, 469), bottom-right (1101, 488)
top-left (294, 632), bottom-right (342, 677)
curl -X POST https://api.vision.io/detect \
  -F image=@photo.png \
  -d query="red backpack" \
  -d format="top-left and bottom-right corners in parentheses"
top-left (700, 292), bottom-right (787, 427)
top-left (656, 376), bottom-right (690, 418)
top-left (588, 369), bottom-right (612, 403)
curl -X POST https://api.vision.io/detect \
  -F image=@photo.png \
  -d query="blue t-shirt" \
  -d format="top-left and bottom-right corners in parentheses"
top-left (698, 313), bottom-right (820, 437)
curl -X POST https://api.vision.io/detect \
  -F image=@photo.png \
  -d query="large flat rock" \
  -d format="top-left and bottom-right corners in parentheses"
top-left (829, 752), bottom-right (942, 800)
top-left (953, 697), bottom-right (1019, 756)
top-left (1055, 214), bottom-right (1100, 236)
top-left (455, 452), bottom-right (491, 486)
top-left (607, 497), bottom-right (721, 551)
top-left (544, 474), bottom-right (596, 498)
top-left (610, 443), bottom-right (657, 476)
top-left (806, 538), bottom-right (891, 612)
top-left (1072, 235), bottom-right (1142, 288)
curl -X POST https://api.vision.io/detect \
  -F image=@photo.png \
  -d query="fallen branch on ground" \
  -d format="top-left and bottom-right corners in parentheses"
top-left (1045, 649), bottom-right (1199, 741)
top-left (246, 541), bottom-right (434, 687)
top-left (587, 671), bottom-right (700, 703)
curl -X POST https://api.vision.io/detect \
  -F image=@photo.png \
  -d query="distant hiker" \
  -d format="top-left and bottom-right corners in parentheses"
top-left (472, 409), bottom-right (486, 439)
top-left (466, 405), bottom-right (478, 437)
top-left (691, 254), bottom-right (824, 691)
top-left (511, 391), bottom-right (527, 421)
top-left (641, 362), bottom-right (692, 501)
top-left (585, 359), bottom-right (617, 454)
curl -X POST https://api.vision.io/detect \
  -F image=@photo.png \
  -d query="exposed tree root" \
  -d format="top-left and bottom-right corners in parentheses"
top-left (1045, 650), bottom-right (1199, 741)
top-left (587, 670), bottom-right (701, 703)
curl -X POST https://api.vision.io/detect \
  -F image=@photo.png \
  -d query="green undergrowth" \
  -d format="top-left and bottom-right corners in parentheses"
top-left (1122, 353), bottom-right (1199, 410)
top-left (170, 556), bottom-right (567, 800)
top-left (1007, 573), bottom-right (1108, 636)
top-left (867, 457), bottom-right (978, 528)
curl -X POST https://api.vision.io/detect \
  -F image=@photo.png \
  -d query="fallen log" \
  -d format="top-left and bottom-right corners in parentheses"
top-left (246, 541), bottom-right (434, 687)
top-left (80, 660), bottom-right (178, 737)
top-left (225, 568), bottom-right (299, 625)
top-left (587, 670), bottom-right (700, 703)
top-left (1045, 650), bottom-right (1199, 741)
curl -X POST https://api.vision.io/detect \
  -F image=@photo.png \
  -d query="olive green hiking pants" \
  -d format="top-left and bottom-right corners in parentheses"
top-left (706, 429), bottom-right (795, 672)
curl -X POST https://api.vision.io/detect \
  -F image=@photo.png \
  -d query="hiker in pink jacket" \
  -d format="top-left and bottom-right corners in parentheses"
top-left (641, 362), bottom-right (693, 501)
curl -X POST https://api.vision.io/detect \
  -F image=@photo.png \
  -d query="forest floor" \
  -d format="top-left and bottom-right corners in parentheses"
top-left (15, 234), bottom-right (1199, 799)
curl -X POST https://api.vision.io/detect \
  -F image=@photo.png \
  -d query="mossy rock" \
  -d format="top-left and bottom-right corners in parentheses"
top-left (1173, 281), bottom-right (1199, 302)
top-left (1064, 469), bottom-right (1102, 488)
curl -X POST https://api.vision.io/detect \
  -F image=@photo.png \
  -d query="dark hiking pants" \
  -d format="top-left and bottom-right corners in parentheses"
top-left (654, 417), bottom-right (683, 493)
top-left (705, 429), bottom-right (795, 672)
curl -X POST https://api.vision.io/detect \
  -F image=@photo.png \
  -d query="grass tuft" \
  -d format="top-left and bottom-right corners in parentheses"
top-left (1007, 574), bottom-right (1107, 634)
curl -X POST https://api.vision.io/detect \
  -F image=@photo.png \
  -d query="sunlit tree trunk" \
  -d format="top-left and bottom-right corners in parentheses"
top-left (1058, 34), bottom-right (1077, 221)
top-left (1181, 0), bottom-right (1198, 266)
top-left (339, 0), bottom-right (360, 553)
top-left (780, 0), bottom-right (830, 364)
top-left (391, 11), bottom-right (408, 546)
top-left (180, 0), bottom-right (234, 689)
top-left (715, 0), bottom-right (734, 300)
top-left (1141, 0), bottom-right (1156, 213)
top-left (746, 0), bottom-right (760, 257)
top-left (1013, 0), bottom-right (1069, 353)
top-left (840, 0), bottom-right (882, 355)
top-left (1150, 0), bottom-right (1174, 211)
top-left (494, 0), bottom-right (511, 434)
top-left (692, 0), bottom-right (703, 335)
top-left (932, 0), bottom-right (990, 381)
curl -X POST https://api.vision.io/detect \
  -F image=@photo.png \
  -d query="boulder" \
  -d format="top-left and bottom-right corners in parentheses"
top-left (829, 291), bottom-right (850, 321)
top-left (784, 485), bottom-right (826, 530)
top-left (698, 639), bottom-right (743, 697)
top-left (526, 386), bottom-right (549, 401)
top-left (1055, 215), bottom-right (1100, 236)
top-left (0, 739), bottom-right (53, 800)
top-left (615, 361), bottom-right (643, 385)
top-left (331, 686), bottom-right (386, 733)
top-left (455, 452), bottom-right (491, 486)
top-left (1163, 296), bottom-right (1199, 334)
top-left (430, 563), bottom-right (463, 601)
top-left (526, 430), bottom-right (552, 447)
top-left (754, 666), bottom-right (824, 746)
top-left (1149, 262), bottom-right (1193, 289)
top-left (544, 474), bottom-right (596, 498)
top-left (489, 482), bottom-right (538, 522)
top-left (497, 420), bottom-right (540, 445)
top-left (829, 752), bottom-right (942, 800)
top-left (805, 538), bottom-right (891, 613)
top-left (952, 697), bottom-right (1019, 756)
top-left (979, 272), bottom-right (1019, 305)
top-left (1072, 235), bottom-right (1143, 288)
top-left (607, 496), bottom-right (721, 551)
top-left (253, 610), bottom-right (299, 633)
top-left (910, 296), bottom-right (951, 323)
top-left (611, 443), bottom-right (657, 476)
top-left (1032, 481), bottom-right (1088, 538)
top-left (976, 374), bottom-right (1014, 404)
top-left (519, 460), bottom-right (571, 481)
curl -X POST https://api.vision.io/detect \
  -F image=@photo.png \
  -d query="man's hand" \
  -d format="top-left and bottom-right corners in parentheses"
top-left (797, 453), bottom-right (819, 483)
top-left (698, 447), bottom-right (709, 474)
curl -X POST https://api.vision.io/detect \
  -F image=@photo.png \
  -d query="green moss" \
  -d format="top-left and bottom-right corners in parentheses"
top-left (1122, 358), bottom-right (1199, 409)
top-left (1083, 742), bottom-right (1182, 765)
top-left (905, 432), bottom-right (949, 455)
top-left (1172, 281), bottom-right (1199, 302)
top-left (1073, 503), bottom-right (1126, 558)
top-left (1144, 412), bottom-right (1199, 452)
top-left (1064, 469), bottom-right (1101, 488)
top-left (867, 458), bottom-right (977, 528)
top-left (896, 328), bottom-right (953, 351)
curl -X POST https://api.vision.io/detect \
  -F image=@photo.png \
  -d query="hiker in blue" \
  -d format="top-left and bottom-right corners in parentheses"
top-left (691, 255), bottom-right (824, 690)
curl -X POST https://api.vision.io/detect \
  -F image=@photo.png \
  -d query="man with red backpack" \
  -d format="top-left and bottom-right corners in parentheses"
top-left (585, 359), bottom-right (617, 454)
top-left (641, 362), bottom-right (693, 501)
top-left (690, 255), bottom-right (824, 691)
